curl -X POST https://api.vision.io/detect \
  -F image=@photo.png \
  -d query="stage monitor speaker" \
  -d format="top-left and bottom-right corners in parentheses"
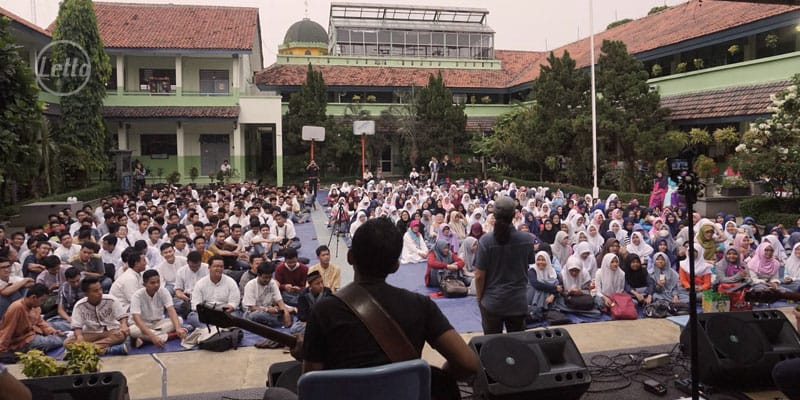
top-left (21, 371), bottom-right (128, 400)
top-left (468, 328), bottom-right (590, 400)
top-left (680, 310), bottom-right (800, 389)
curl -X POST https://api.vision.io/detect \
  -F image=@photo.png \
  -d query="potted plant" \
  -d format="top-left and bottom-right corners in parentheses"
top-left (727, 44), bottom-right (742, 63)
top-left (651, 64), bottom-right (662, 77)
top-left (765, 33), bottom-right (779, 52)
top-left (694, 154), bottom-right (717, 196)
top-left (351, 95), bottom-right (361, 103)
top-left (189, 166), bottom-right (199, 183)
top-left (693, 58), bottom-right (704, 70)
top-left (17, 342), bottom-right (102, 378)
top-left (727, 44), bottom-right (740, 56)
top-left (720, 176), bottom-right (751, 197)
top-left (166, 171), bottom-right (181, 186)
top-left (366, 95), bottom-right (376, 103)
top-left (480, 96), bottom-right (492, 104)
top-left (675, 62), bottom-right (687, 73)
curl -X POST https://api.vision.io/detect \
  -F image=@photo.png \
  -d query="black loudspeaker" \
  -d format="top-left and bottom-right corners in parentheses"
top-left (469, 328), bottom-right (590, 400)
top-left (680, 310), bottom-right (800, 389)
top-left (21, 371), bottom-right (128, 400)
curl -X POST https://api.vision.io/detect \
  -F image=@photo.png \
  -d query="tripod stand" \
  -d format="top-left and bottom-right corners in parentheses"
top-left (328, 204), bottom-right (348, 257)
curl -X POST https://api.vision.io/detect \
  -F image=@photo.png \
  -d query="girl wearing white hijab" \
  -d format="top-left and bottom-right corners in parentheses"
top-left (551, 231), bottom-right (573, 267)
top-left (562, 255), bottom-right (591, 294)
top-left (626, 232), bottom-right (654, 259)
top-left (678, 243), bottom-right (712, 301)
top-left (586, 225), bottom-right (604, 255)
top-left (649, 252), bottom-right (686, 303)
top-left (594, 253), bottom-right (626, 310)
top-left (349, 211), bottom-right (368, 238)
top-left (459, 236), bottom-right (479, 276)
top-left (527, 251), bottom-right (561, 312)
top-left (609, 220), bottom-right (628, 244)
top-left (573, 241), bottom-right (598, 278)
top-left (781, 242), bottom-right (800, 292)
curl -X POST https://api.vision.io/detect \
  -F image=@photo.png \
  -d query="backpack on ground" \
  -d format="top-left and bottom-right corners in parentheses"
top-left (198, 328), bottom-right (244, 352)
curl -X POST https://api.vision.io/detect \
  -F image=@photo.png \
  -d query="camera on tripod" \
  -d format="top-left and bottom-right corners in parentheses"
top-left (666, 148), bottom-right (694, 184)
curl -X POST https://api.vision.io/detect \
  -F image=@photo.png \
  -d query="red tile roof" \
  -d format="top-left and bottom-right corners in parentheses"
top-left (0, 6), bottom-right (50, 37)
top-left (549, 1), bottom-right (800, 74)
top-left (102, 106), bottom-right (239, 119)
top-left (661, 80), bottom-right (789, 120)
top-left (82, 3), bottom-right (258, 51)
top-left (255, 50), bottom-right (547, 89)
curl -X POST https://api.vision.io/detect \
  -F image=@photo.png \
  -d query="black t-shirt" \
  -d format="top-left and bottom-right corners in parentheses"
top-left (304, 280), bottom-right (453, 369)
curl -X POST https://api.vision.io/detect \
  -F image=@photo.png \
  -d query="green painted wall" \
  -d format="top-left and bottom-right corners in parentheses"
top-left (281, 102), bottom-right (516, 118)
top-left (650, 51), bottom-right (800, 97)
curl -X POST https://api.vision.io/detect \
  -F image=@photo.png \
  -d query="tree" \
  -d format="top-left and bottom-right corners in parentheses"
top-left (529, 51), bottom-right (592, 184)
top-left (596, 40), bottom-right (669, 191)
top-left (0, 16), bottom-right (42, 204)
top-left (50, 0), bottom-right (112, 186)
top-left (382, 93), bottom-right (420, 170)
top-left (284, 64), bottom-right (327, 150)
top-left (473, 104), bottom-right (541, 179)
top-left (413, 72), bottom-right (467, 168)
top-left (734, 75), bottom-right (800, 195)
top-left (607, 19), bottom-right (633, 30)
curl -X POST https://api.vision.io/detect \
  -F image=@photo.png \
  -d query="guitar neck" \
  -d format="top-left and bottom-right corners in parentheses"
top-left (229, 317), bottom-right (298, 348)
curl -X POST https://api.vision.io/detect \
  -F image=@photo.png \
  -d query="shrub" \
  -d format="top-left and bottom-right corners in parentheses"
top-left (738, 197), bottom-right (800, 226)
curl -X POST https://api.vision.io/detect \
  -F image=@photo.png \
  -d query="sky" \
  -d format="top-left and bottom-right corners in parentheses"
top-left (3, 0), bottom-right (688, 64)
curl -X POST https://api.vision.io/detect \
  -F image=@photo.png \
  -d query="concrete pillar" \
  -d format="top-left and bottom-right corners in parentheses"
top-left (232, 56), bottom-right (240, 97)
top-left (275, 121), bottom-right (283, 186)
top-left (116, 55), bottom-right (124, 95)
top-left (232, 122), bottom-right (244, 182)
top-left (175, 56), bottom-right (183, 95)
top-left (117, 123), bottom-right (128, 150)
top-left (176, 121), bottom-right (185, 181)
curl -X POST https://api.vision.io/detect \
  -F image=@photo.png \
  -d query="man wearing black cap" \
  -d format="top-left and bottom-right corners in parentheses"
top-left (290, 270), bottom-right (330, 335)
top-left (474, 195), bottom-right (535, 334)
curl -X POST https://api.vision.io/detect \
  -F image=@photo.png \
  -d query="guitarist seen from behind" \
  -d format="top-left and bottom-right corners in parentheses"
top-left (263, 217), bottom-right (479, 399)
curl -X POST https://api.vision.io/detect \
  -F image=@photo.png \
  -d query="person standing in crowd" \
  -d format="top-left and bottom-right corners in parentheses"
top-left (428, 156), bottom-right (439, 187)
top-left (306, 160), bottom-right (320, 207)
top-left (474, 195), bottom-right (535, 334)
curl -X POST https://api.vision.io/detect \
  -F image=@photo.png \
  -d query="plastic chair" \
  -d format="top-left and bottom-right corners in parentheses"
top-left (297, 359), bottom-right (431, 400)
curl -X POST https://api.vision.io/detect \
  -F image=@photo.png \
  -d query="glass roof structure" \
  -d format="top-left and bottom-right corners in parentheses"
top-left (329, 3), bottom-right (495, 60)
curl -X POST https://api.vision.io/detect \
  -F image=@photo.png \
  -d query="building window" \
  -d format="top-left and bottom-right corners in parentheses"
top-left (140, 134), bottom-right (177, 156)
top-left (106, 68), bottom-right (117, 90)
top-left (139, 69), bottom-right (176, 92)
top-left (199, 70), bottom-right (229, 94)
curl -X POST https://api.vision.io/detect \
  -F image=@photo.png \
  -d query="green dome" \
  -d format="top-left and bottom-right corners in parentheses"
top-left (283, 18), bottom-right (328, 45)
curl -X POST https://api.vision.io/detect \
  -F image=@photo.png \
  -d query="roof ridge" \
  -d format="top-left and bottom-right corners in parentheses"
top-left (93, 2), bottom-right (259, 12)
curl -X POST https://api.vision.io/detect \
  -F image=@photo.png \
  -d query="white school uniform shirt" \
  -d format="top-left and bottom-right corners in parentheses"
top-left (155, 256), bottom-right (187, 288)
top-left (191, 274), bottom-right (241, 311)
top-left (71, 295), bottom-right (127, 333)
top-left (130, 286), bottom-right (173, 322)
top-left (109, 268), bottom-right (144, 311)
top-left (54, 244), bottom-right (81, 263)
top-left (175, 263), bottom-right (208, 295)
top-left (242, 278), bottom-right (282, 309)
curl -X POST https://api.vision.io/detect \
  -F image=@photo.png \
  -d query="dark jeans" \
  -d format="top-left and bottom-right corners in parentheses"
top-left (479, 303), bottom-right (526, 335)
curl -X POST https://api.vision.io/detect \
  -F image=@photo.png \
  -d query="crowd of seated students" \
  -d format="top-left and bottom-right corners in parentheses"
top-left (322, 175), bottom-right (800, 323)
top-left (0, 181), bottom-right (340, 357)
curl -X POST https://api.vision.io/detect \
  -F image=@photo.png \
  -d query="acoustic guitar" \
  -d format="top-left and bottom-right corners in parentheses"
top-left (195, 304), bottom-right (462, 400)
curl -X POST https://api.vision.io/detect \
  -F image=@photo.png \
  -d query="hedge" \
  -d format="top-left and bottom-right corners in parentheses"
top-left (738, 197), bottom-right (800, 227)
top-left (0, 182), bottom-right (115, 220)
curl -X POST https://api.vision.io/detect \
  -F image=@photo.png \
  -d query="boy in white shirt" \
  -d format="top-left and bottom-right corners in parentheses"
top-left (129, 270), bottom-right (187, 348)
top-left (242, 261), bottom-right (291, 328)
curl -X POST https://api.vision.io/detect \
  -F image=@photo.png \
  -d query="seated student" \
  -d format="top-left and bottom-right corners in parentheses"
top-left (209, 229), bottom-right (248, 273)
top-left (715, 247), bottom-right (751, 288)
top-left (99, 235), bottom-right (124, 279)
top-left (678, 244), bottom-right (713, 301)
top-left (561, 255), bottom-right (592, 296)
top-left (155, 243), bottom-right (187, 295)
top-left (35, 255), bottom-right (66, 295)
top-left (223, 224), bottom-right (252, 271)
top-left (308, 245), bottom-right (341, 293)
top-left (192, 236), bottom-right (213, 264)
top-left (70, 242), bottom-right (111, 292)
top-left (270, 212), bottom-right (301, 257)
top-left (782, 243), bottom-right (800, 292)
top-left (65, 276), bottom-right (129, 355)
top-left (242, 261), bottom-right (292, 329)
top-left (53, 232), bottom-right (81, 263)
top-left (172, 234), bottom-right (191, 258)
top-left (400, 220), bottom-right (429, 264)
top-left (425, 240), bottom-right (469, 288)
top-left (0, 256), bottom-right (34, 322)
top-left (621, 254), bottom-right (653, 306)
top-left (0, 283), bottom-right (65, 353)
top-left (109, 251), bottom-right (146, 311)
top-left (527, 251), bottom-right (563, 316)
top-left (650, 252), bottom-right (686, 304)
top-left (187, 256), bottom-right (240, 329)
top-left (250, 224), bottom-right (278, 259)
top-left (174, 251), bottom-right (208, 318)
top-left (129, 270), bottom-right (187, 348)
top-left (274, 248), bottom-right (307, 307)
top-left (239, 254), bottom-right (265, 296)
top-left (291, 270), bottom-right (331, 335)
top-left (748, 242), bottom-right (782, 291)
top-left (49, 267), bottom-right (83, 332)
top-left (22, 239), bottom-right (51, 279)
top-left (594, 253), bottom-right (626, 310)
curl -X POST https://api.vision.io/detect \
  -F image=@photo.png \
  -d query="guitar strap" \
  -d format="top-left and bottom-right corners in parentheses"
top-left (334, 283), bottom-right (417, 362)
